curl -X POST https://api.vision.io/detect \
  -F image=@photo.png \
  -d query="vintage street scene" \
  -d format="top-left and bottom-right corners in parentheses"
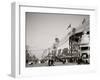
top-left (25, 12), bottom-right (90, 67)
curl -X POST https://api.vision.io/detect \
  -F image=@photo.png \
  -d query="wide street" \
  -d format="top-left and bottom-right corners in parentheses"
top-left (26, 62), bottom-right (77, 67)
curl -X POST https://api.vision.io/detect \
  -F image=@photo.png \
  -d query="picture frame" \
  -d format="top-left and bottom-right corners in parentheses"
top-left (11, 2), bottom-right (96, 78)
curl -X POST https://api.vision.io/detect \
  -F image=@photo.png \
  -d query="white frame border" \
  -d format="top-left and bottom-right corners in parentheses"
top-left (11, 2), bottom-right (96, 78)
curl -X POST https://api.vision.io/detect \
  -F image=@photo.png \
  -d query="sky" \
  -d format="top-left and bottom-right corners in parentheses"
top-left (25, 12), bottom-right (89, 58)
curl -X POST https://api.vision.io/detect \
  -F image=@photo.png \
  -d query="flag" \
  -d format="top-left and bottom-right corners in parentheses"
top-left (67, 24), bottom-right (71, 29)
top-left (82, 18), bottom-right (86, 24)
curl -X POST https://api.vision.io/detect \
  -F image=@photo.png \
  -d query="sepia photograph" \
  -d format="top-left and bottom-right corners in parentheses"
top-left (25, 12), bottom-right (90, 67)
